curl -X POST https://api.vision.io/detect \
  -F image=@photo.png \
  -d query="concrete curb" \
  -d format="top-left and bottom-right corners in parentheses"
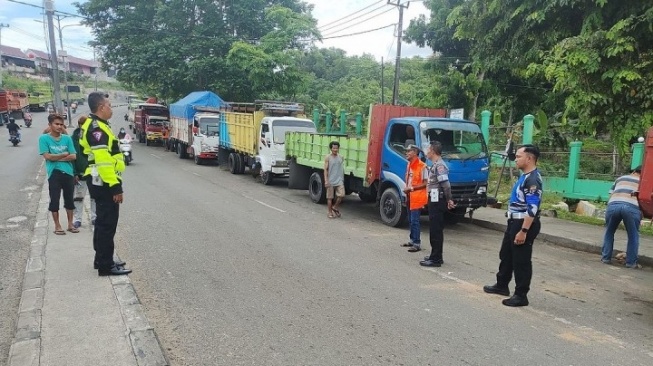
top-left (467, 218), bottom-right (653, 267)
top-left (8, 175), bottom-right (49, 366)
top-left (8, 177), bottom-right (169, 366)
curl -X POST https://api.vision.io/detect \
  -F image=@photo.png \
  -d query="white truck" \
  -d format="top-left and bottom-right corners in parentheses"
top-left (218, 101), bottom-right (317, 185)
top-left (169, 91), bottom-right (225, 165)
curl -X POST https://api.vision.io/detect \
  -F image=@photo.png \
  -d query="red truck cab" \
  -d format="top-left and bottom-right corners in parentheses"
top-left (134, 103), bottom-right (170, 145)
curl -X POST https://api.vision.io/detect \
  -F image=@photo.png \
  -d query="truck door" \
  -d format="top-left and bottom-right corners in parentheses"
top-left (258, 121), bottom-right (272, 169)
top-left (381, 121), bottom-right (416, 192)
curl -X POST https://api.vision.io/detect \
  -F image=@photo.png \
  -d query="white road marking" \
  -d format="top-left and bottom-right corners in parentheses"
top-left (241, 193), bottom-right (286, 213)
top-left (193, 173), bottom-right (201, 177)
top-left (150, 154), bottom-right (161, 159)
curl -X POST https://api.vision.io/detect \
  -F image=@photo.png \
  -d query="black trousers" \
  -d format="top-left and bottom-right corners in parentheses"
top-left (86, 179), bottom-right (120, 270)
top-left (48, 170), bottom-right (75, 212)
top-left (496, 218), bottom-right (541, 296)
top-left (427, 199), bottom-right (447, 262)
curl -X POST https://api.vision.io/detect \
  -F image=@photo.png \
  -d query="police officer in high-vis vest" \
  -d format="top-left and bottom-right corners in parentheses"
top-left (80, 92), bottom-right (131, 276)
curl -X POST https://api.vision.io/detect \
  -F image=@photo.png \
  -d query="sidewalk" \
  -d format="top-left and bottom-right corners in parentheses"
top-left (8, 181), bottom-right (167, 366)
top-left (468, 207), bottom-right (653, 267)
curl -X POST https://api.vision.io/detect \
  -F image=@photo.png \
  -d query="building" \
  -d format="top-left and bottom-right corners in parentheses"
top-left (0, 45), bottom-right (35, 69)
top-left (25, 49), bottom-right (100, 76)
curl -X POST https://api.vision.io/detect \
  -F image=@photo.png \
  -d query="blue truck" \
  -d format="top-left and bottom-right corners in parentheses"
top-left (285, 104), bottom-right (492, 226)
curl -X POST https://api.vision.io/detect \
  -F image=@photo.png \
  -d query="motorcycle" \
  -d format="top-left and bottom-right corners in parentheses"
top-left (9, 131), bottom-right (21, 147)
top-left (119, 138), bottom-right (133, 165)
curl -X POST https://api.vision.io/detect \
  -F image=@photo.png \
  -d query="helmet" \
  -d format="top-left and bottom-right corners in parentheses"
top-left (9, 117), bottom-right (15, 123)
top-left (119, 127), bottom-right (126, 132)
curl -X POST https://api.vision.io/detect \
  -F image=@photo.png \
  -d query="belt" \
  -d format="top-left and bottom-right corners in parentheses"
top-left (505, 212), bottom-right (528, 219)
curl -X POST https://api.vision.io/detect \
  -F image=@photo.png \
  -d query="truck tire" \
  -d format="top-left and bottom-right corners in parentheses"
top-left (237, 154), bottom-right (246, 174)
top-left (228, 153), bottom-right (239, 174)
top-left (146, 139), bottom-right (151, 146)
top-left (308, 172), bottom-right (326, 204)
top-left (261, 171), bottom-right (273, 185)
top-left (177, 143), bottom-right (187, 159)
top-left (194, 154), bottom-right (202, 165)
top-left (379, 188), bottom-right (407, 227)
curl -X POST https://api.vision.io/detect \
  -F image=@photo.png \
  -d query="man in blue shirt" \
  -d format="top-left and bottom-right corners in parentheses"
top-left (484, 144), bottom-right (543, 307)
top-left (39, 114), bottom-right (78, 235)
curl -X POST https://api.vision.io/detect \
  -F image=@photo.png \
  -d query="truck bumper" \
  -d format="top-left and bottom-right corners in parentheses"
top-left (271, 166), bottom-right (290, 176)
top-left (198, 152), bottom-right (217, 159)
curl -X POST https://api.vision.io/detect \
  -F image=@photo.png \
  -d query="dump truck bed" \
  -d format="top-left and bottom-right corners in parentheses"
top-left (285, 132), bottom-right (369, 180)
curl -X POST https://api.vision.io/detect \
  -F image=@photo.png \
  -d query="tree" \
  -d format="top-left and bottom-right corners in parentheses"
top-left (536, 2), bottom-right (653, 153)
top-left (76, 0), bottom-right (317, 101)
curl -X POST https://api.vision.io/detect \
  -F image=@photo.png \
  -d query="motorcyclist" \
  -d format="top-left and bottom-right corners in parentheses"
top-left (117, 127), bottom-right (133, 159)
top-left (7, 118), bottom-right (21, 141)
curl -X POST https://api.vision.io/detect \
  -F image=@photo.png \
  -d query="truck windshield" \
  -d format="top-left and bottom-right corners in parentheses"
top-left (200, 121), bottom-right (219, 136)
top-left (420, 121), bottom-right (488, 160)
top-left (272, 120), bottom-right (316, 144)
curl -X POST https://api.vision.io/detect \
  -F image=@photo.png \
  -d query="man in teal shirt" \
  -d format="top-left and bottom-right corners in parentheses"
top-left (39, 114), bottom-right (78, 234)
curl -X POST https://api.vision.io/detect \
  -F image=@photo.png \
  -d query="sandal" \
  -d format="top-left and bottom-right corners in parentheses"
top-left (328, 213), bottom-right (336, 219)
top-left (54, 230), bottom-right (66, 235)
top-left (333, 209), bottom-right (341, 218)
top-left (67, 228), bottom-right (80, 233)
top-left (400, 242), bottom-right (413, 247)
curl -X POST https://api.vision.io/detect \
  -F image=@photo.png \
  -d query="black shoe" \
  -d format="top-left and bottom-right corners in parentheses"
top-left (419, 259), bottom-right (441, 267)
top-left (423, 256), bottom-right (444, 264)
top-left (94, 260), bottom-right (126, 270)
top-left (502, 294), bottom-right (529, 307)
top-left (98, 265), bottom-right (132, 276)
top-left (483, 284), bottom-right (510, 296)
top-left (407, 246), bottom-right (422, 252)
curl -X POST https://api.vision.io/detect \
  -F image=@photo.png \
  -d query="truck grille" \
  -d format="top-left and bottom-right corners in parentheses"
top-left (451, 183), bottom-right (480, 197)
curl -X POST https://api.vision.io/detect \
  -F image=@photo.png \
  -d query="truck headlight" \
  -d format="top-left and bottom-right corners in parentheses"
top-left (477, 186), bottom-right (487, 194)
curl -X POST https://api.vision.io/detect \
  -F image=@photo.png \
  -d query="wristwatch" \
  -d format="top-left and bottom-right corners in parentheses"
top-left (520, 228), bottom-right (529, 233)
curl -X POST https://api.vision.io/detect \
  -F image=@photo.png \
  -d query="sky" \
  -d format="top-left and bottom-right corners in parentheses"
top-left (0, 0), bottom-right (432, 61)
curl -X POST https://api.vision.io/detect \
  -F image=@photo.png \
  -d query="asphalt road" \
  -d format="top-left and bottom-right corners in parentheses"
top-left (0, 112), bottom-right (51, 365)
top-left (102, 104), bottom-right (653, 366)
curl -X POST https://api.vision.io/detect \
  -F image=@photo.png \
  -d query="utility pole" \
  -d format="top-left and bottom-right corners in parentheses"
top-left (45, 0), bottom-right (63, 117)
top-left (55, 15), bottom-right (72, 126)
top-left (388, 0), bottom-right (409, 106)
top-left (0, 23), bottom-right (9, 88)
top-left (93, 48), bottom-right (98, 91)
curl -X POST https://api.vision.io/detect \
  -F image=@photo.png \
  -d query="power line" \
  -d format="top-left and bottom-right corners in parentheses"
top-left (320, 23), bottom-right (396, 40)
top-left (318, 0), bottom-right (385, 30)
top-left (6, 0), bottom-right (87, 19)
top-left (322, 6), bottom-right (395, 37)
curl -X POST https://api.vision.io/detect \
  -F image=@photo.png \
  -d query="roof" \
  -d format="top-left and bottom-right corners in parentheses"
top-left (25, 49), bottom-right (97, 67)
top-left (138, 103), bottom-right (167, 108)
top-left (0, 45), bottom-right (30, 60)
top-left (26, 49), bottom-right (51, 60)
top-left (170, 91), bottom-right (228, 121)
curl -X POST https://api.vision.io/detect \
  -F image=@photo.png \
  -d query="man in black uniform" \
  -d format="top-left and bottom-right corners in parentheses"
top-left (80, 92), bottom-right (130, 276)
top-left (483, 144), bottom-right (542, 307)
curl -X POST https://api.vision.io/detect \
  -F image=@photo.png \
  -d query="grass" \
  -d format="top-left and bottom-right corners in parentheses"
top-left (488, 165), bottom-right (653, 236)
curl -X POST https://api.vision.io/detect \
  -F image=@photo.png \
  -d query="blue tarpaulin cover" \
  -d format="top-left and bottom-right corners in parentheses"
top-left (169, 91), bottom-right (227, 123)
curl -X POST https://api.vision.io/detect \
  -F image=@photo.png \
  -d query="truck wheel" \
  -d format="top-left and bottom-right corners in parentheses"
top-left (228, 153), bottom-right (239, 174)
top-left (194, 154), bottom-right (202, 165)
top-left (177, 144), bottom-right (187, 159)
top-left (379, 188), bottom-right (407, 227)
top-left (308, 172), bottom-right (326, 204)
top-left (146, 139), bottom-right (151, 146)
top-left (261, 171), bottom-right (274, 185)
top-left (237, 154), bottom-right (246, 174)
top-left (358, 192), bottom-right (376, 203)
